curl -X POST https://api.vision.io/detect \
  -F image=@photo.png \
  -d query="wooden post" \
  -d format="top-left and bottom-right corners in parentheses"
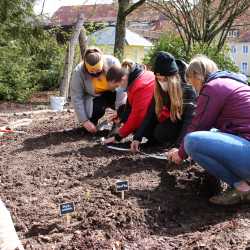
top-left (66, 214), bottom-right (71, 226)
top-left (79, 27), bottom-right (87, 60)
top-left (60, 14), bottom-right (85, 98)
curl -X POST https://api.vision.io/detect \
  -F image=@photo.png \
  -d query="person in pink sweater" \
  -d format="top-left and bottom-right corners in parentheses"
top-left (168, 55), bottom-right (250, 205)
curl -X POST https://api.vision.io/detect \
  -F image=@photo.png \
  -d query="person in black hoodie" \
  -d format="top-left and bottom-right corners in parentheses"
top-left (103, 60), bottom-right (155, 144)
top-left (130, 51), bottom-right (196, 152)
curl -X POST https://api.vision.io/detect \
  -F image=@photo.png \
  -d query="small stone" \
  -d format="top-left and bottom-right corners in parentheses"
top-left (39, 235), bottom-right (51, 243)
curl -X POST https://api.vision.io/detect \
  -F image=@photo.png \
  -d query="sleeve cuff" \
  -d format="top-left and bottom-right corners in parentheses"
top-left (133, 135), bottom-right (142, 142)
top-left (118, 127), bottom-right (126, 138)
top-left (178, 147), bottom-right (188, 160)
top-left (115, 133), bottom-right (122, 142)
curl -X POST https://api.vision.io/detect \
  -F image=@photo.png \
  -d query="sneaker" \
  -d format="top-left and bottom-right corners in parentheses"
top-left (209, 189), bottom-right (250, 205)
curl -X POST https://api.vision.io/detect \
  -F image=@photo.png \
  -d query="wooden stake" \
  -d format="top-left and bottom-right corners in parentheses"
top-left (121, 191), bottom-right (125, 200)
top-left (66, 214), bottom-right (71, 226)
top-left (60, 14), bottom-right (85, 98)
top-left (79, 28), bottom-right (87, 60)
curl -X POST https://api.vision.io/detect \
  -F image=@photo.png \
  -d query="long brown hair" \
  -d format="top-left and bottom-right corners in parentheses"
top-left (155, 74), bottom-right (183, 122)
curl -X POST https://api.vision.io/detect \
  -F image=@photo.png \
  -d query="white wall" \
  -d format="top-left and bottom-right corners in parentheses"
top-left (229, 41), bottom-right (250, 76)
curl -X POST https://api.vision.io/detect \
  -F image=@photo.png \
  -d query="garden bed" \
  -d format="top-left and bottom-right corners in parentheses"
top-left (0, 103), bottom-right (250, 250)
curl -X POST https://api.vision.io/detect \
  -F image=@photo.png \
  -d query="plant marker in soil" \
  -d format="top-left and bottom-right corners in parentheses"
top-left (85, 190), bottom-right (91, 200)
top-left (59, 202), bottom-right (75, 226)
top-left (116, 180), bottom-right (129, 200)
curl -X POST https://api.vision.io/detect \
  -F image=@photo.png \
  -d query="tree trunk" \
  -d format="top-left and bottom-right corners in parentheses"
top-left (60, 14), bottom-right (84, 98)
top-left (79, 27), bottom-right (87, 60)
top-left (114, 0), bottom-right (129, 61)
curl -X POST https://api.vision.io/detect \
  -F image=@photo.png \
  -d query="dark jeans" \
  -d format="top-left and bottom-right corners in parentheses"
top-left (153, 119), bottom-right (183, 145)
top-left (90, 91), bottom-right (116, 125)
top-left (118, 105), bottom-right (182, 145)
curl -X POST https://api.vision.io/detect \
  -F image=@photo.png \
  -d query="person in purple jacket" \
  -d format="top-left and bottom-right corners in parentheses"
top-left (167, 55), bottom-right (250, 205)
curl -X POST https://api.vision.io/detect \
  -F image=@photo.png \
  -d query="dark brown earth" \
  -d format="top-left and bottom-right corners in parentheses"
top-left (1, 99), bottom-right (250, 250)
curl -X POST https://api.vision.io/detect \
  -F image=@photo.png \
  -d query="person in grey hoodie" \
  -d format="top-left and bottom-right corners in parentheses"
top-left (70, 47), bottom-right (126, 133)
top-left (168, 55), bottom-right (250, 206)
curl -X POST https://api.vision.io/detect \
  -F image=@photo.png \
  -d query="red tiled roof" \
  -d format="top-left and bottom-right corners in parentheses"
top-left (50, 4), bottom-right (117, 26)
top-left (50, 3), bottom-right (165, 27)
top-left (238, 31), bottom-right (250, 42)
top-left (229, 7), bottom-right (250, 42)
top-left (50, 2), bottom-right (250, 42)
top-left (233, 5), bottom-right (250, 28)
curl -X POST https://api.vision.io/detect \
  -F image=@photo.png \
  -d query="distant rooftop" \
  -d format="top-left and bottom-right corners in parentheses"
top-left (88, 26), bottom-right (153, 47)
top-left (238, 31), bottom-right (250, 43)
top-left (49, 3), bottom-right (166, 27)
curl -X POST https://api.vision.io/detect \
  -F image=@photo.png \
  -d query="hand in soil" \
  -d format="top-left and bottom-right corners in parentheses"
top-left (103, 136), bottom-right (115, 144)
top-left (106, 109), bottom-right (118, 122)
top-left (130, 140), bottom-right (140, 153)
top-left (167, 148), bottom-right (182, 165)
top-left (83, 120), bottom-right (97, 133)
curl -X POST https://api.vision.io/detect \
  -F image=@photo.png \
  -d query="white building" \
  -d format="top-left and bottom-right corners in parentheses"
top-left (228, 31), bottom-right (250, 76)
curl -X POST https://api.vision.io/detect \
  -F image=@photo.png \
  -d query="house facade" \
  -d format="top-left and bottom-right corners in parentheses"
top-left (88, 26), bottom-right (153, 63)
top-left (229, 34), bottom-right (250, 76)
top-left (227, 7), bottom-right (250, 76)
top-left (50, 2), bottom-right (250, 74)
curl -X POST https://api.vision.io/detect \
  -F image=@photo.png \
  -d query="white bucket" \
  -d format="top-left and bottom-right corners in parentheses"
top-left (50, 96), bottom-right (66, 111)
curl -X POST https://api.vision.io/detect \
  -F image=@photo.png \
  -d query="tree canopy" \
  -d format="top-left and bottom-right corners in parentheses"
top-left (149, 0), bottom-right (250, 54)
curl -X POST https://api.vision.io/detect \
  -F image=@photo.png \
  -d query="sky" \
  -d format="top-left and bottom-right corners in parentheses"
top-left (34, 0), bottom-right (113, 16)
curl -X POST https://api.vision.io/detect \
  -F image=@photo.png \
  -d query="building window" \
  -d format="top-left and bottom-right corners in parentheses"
top-left (243, 45), bottom-right (248, 54)
top-left (231, 46), bottom-right (237, 54)
top-left (228, 30), bottom-right (240, 38)
top-left (241, 62), bottom-right (248, 74)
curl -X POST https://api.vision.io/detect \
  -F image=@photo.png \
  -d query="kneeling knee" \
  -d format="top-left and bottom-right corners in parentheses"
top-left (184, 132), bottom-right (204, 156)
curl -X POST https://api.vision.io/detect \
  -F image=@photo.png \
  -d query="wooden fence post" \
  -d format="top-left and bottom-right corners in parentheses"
top-left (79, 28), bottom-right (87, 60)
top-left (60, 14), bottom-right (85, 98)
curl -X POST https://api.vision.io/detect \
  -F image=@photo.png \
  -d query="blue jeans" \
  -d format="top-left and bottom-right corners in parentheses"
top-left (184, 131), bottom-right (250, 187)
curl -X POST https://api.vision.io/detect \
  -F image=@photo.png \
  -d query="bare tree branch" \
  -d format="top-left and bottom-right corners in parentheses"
top-left (40, 0), bottom-right (46, 15)
top-left (124, 0), bottom-right (146, 16)
top-left (148, 0), bottom-right (250, 53)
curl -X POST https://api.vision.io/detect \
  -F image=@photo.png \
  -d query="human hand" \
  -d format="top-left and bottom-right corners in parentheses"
top-left (113, 117), bottom-right (121, 125)
top-left (106, 109), bottom-right (118, 122)
top-left (103, 136), bottom-right (115, 144)
top-left (83, 120), bottom-right (97, 133)
top-left (166, 148), bottom-right (182, 165)
top-left (130, 140), bottom-right (140, 153)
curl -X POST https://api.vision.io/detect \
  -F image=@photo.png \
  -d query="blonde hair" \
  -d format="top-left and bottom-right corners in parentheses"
top-left (155, 74), bottom-right (183, 122)
top-left (122, 59), bottom-right (135, 71)
top-left (186, 55), bottom-right (218, 83)
top-left (122, 59), bottom-right (147, 73)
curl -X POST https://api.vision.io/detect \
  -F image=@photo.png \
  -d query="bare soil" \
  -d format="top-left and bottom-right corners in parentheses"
top-left (1, 100), bottom-right (250, 250)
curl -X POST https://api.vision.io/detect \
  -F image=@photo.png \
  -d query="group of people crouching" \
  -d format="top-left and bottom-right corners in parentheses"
top-left (71, 46), bottom-right (250, 206)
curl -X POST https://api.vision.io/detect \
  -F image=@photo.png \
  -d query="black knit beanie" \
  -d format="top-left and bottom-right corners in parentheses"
top-left (154, 51), bottom-right (178, 76)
